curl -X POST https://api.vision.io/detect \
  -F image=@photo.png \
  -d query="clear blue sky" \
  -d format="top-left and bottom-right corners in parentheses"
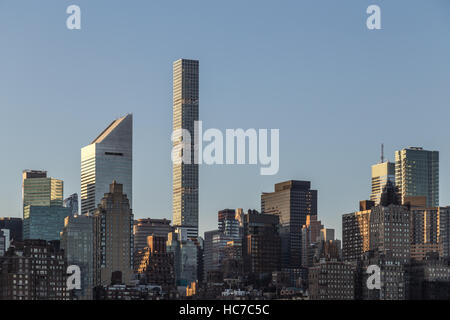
top-left (1, 0), bottom-right (449, 239)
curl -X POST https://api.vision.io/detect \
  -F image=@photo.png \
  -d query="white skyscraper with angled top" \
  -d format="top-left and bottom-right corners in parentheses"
top-left (81, 114), bottom-right (132, 215)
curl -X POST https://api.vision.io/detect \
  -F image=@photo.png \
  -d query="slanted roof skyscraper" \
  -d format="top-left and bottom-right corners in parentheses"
top-left (81, 114), bottom-right (132, 214)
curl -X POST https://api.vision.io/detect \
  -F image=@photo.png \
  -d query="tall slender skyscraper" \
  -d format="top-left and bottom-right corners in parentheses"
top-left (81, 114), bottom-right (132, 215)
top-left (172, 59), bottom-right (199, 238)
top-left (395, 147), bottom-right (439, 207)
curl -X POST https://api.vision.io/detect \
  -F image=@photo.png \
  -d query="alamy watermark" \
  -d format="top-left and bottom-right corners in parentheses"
top-left (171, 121), bottom-right (279, 176)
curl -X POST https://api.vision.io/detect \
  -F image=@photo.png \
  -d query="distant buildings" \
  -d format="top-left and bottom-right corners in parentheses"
top-left (167, 228), bottom-right (199, 288)
top-left (0, 240), bottom-right (68, 300)
top-left (261, 180), bottom-right (317, 269)
top-left (172, 59), bottom-right (200, 239)
top-left (60, 214), bottom-right (94, 300)
top-left (134, 235), bottom-right (175, 291)
top-left (63, 193), bottom-right (79, 216)
top-left (395, 147), bottom-right (439, 207)
top-left (81, 114), bottom-right (133, 215)
top-left (0, 218), bottom-right (22, 242)
top-left (133, 218), bottom-right (173, 252)
top-left (22, 170), bottom-right (70, 241)
top-left (93, 181), bottom-right (134, 287)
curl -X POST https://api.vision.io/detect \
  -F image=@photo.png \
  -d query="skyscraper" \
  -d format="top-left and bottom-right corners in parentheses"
top-left (93, 181), bottom-right (134, 286)
top-left (22, 170), bottom-right (69, 241)
top-left (81, 114), bottom-right (132, 215)
top-left (395, 147), bottom-right (439, 207)
top-left (22, 170), bottom-right (63, 207)
top-left (371, 161), bottom-right (395, 205)
top-left (172, 59), bottom-right (199, 238)
top-left (61, 214), bottom-right (94, 300)
top-left (64, 193), bottom-right (79, 216)
top-left (261, 180), bottom-right (318, 268)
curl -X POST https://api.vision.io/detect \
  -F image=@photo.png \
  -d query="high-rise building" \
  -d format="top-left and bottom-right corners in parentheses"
top-left (261, 180), bottom-right (317, 268)
top-left (22, 170), bottom-right (63, 208)
top-left (0, 218), bottom-right (22, 242)
top-left (395, 147), bottom-right (439, 207)
top-left (243, 211), bottom-right (281, 280)
top-left (0, 240), bottom-right (68, 300)
top-left (93, 181), bottom-right (134, 286)
top-left (371, 161), bottom-right (395, 205)
top-left (370, 204), bottom-right (410, 264)
top-left (133, 218), bottom-right (173, 252)
top-left (23, 206), bottom-right (71, 241)
top-left (60, 214), bottom-right (94, 300)
top-left (81, 114), bottom-right (133, 215)
top-left (342, 209), bottom-right (370, 261)
top-left (172, 59), bottom-right (199, 239)
top-left (167, 228), bottom-right (199, 287)
top-left (301, 215), bottom-right (323, 268)
top-left (410, 207), bottom-right (450, 260)
top-left (64, 193), bottom-right (79, 216)
top-left (0, 230), bottom-right (7, 256)
top-left (22, 170), bottom-right (69, 241)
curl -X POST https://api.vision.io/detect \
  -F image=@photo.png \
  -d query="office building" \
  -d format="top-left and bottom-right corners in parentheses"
top-left (0, 218), bottom-right (22, 242)
top-left (371, 161), bottom-right (395, 205)
top-left (60, 214), bottom-right (94, 300)
top-left (93, 181), bottom-right (134, 286)
top-left (261, 180), bottom-right (317, 268)
top-left (23, 206), bottom-right (70, 241)
top-left (342, 209), bottom-right (370, 261)
top-left (243, 210), bottom-right (281, 280)
top-left (172, 59), bottom-right (199, 238)
top-left (22, 170), bottom-right (63, 207)
top-left (395, 147), bottom-right (439, 207)
top-left (301, 215), bottom-right (323, 267)
top-left (81, 114), bottom-right (133, 215)
top-left (133, 218), bottom-right (173, 252)
top-left (64, 193), bottom-right (79, 216)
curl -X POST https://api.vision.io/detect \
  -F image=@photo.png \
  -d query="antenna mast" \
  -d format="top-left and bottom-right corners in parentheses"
top-left (381, 144), bottom-right (384, 163)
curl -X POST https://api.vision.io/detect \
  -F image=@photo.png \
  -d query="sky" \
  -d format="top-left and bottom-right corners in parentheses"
top-left (0, 0), bottom-right (449, 239)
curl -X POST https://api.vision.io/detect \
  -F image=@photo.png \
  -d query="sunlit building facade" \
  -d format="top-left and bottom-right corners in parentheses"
top-left (395, 147), bottom-right (439, 207)
top-left (81, 114), bottom-right (132, 215)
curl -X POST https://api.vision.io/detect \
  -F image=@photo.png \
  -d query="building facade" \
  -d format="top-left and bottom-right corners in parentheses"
top-left (60, 214), bottom-right (94, 300)
top-left (133, 218), bottom-right (173, 252)
top-left (172, 59), bottom-right (199, 239)
top-left (371, 161), bottom-right (395, 205)
top-left (261, 180), bottom-right (317, 268)
top-left (395, 147), bottom-right (439, 207)
top-left (93, 181), bottom-right (134, 286)
top-left (81, 114), bottom-right (133, 215)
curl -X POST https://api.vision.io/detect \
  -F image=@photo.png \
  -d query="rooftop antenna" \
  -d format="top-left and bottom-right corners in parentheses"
top-left (381, 143), bottom-right (384, 163)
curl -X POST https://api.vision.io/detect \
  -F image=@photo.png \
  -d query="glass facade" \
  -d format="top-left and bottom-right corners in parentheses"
top-left (395, 147), bottom-right (439, 207)
top-left (23, 205), bottom-right (71, 241)
top-left (81, 114), bottom-right (133, 215)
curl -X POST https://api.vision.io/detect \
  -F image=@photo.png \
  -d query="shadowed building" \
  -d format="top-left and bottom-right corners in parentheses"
top-left (261, 180), bottom-right (317, 268)
top-left (93, 181), bottom-right (134, 286)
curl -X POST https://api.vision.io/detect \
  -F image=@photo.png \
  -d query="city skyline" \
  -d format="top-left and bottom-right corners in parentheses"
top-left (1, 1), bottom-right (450, 240)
